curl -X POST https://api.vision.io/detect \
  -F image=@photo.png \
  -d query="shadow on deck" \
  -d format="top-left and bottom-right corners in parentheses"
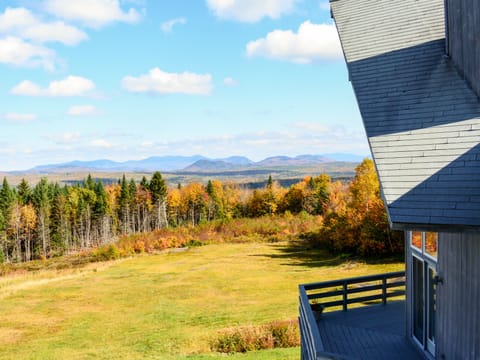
top-left (317, 301), bottom-right (422, 359)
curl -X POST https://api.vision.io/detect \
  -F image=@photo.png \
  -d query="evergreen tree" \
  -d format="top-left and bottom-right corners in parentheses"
top-left (140, 176), bottom-right (149, 190)
top-left (118, 175), bottom-right (130, 234)
top-left (150, 172), bottom-right (167, 228)
top-left (93, 181), bottom-right (108, 220)
top-left (267, 175), bottom-right (273, 189)
top-left (17, 178), bottom-right (31, 205)
top-left (0, 178), bottom-right (15, 221)
top-left (84, 174), bottom-right (95, 191)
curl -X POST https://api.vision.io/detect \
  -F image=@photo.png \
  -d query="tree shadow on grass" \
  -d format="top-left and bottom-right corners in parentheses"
top-left (251, 240), bottom-right (404, 269)
top-left (250, 241), bottom-right (350, 269)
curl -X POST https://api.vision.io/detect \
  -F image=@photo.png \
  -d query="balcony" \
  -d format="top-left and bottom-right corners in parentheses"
top-left (299, 271), bottom-right (424, 360)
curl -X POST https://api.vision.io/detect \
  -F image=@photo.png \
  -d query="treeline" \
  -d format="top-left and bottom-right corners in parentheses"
top-left (0, 159), bottom-right (401, 263)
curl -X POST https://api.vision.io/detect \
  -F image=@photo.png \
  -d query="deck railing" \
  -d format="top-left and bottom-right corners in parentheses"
top-left (299, 271), bottom-right (405, 360)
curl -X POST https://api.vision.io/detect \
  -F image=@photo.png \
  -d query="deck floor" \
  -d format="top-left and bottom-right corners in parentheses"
top-left (317, 301), bottom-right (424, 360)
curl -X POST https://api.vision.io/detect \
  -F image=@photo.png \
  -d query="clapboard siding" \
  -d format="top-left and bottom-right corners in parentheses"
top-left (437, 233), bottom-right (480, 359)
top-left (331, 0), bottom-right (480, 229)
top-left (446, 0), bottom-right (480, 98)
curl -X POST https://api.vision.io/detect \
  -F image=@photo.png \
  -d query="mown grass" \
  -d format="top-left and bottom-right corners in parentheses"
top-left (0, 242), bottom-right (404, 359)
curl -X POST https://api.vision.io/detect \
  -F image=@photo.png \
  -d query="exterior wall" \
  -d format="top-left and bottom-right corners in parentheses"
top-left (446, 0), bottom-right (480, 98)
top-left (436, 232), bottom-right (480, 359)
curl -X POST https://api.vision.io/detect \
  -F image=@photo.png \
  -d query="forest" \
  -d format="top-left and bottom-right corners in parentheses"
top-left (0, 158), bottom-right (402, 264)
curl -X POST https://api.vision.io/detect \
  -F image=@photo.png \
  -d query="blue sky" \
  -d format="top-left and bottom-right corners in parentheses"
top-left (0, 0), bottom-right (368, 171)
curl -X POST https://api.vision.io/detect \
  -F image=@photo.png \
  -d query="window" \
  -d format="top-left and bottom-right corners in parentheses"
top-left (425, 232), bottom-right (438, 259)
top-left (409, 231), bottom-right (438, 356)
top-left (410, 231), bottom-right (438, 260)
top-left (411, 231), bottom-right (422, 250)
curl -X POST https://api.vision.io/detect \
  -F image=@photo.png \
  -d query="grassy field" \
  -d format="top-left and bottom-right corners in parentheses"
top-left (0, 242), bottom-right (404, 359)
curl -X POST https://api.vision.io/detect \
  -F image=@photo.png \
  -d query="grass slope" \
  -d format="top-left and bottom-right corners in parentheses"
top-left (0, 243), bottom-right (403, 359)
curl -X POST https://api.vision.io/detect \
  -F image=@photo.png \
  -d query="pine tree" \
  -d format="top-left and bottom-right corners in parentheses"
top-left (17, 178), bottom-right (31, 205)
top-left (150, 172), bottom-right (167, 228)
top-left (118, 175), bottom-right (130, 234)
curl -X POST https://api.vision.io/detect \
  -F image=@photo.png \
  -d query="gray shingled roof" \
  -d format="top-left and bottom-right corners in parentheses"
top-left (331, 0), bottom-right (480, 230)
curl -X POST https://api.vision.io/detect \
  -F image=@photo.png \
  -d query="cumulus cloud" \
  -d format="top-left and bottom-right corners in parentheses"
top-left (0, 7), bottom-right (87, 45)
top-left (246, 21), bottom-right (343, 63)
top-left (223, 77), bottom-right (238, 87)
top-left (0, 36), bottom-right (56, 70)
top-left (3, 112), bottom-right (37, 123)
top-left (11, 76), bottom-right (95, 97)
top-left (121, 67), bottom-right (213, 95)
top-left (206, 0), bottom-right (298, 22)
top-left (43, 0), bottom-right (141, 28)
top-left (67, 105), bottom-right (98, 116)
top-left (161, 17), bottom-right (187, 32)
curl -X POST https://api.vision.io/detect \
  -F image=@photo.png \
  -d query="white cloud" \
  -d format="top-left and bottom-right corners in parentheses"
top-left (67, 105), bottom-right (98, 116)
top-left (206, 0), bottom-right (298, 22)
top-left (121, 67), bottom-right (213, 95)
top-left (46, 132), bottom-right (82, 144)
top-left (3, 112), bottom-right (37, 123)
top-left (223, 77), bottom-right (238, 87)
top-left (0, 36), bottom-right (55, 70)
top-left (0, 7), bottom-right (87, 45)
top-left (246, 21), bottom-right (343, 63)
top-left (161, 17), bottom-right (187, 32)
top-left (11, 76), bottom-right (95, 97)
top-left (43, 0), bottom-right (141, 28)
top-left (90, 139), bottom-right (113, 148)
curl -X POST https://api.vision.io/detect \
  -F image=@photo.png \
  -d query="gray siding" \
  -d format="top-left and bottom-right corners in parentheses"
top-left (331, 0), bottom-right (480, 229)
top-left (446, 0), bottom-right (480, 98)
top-left (436, 232), bottom-right (480, 359)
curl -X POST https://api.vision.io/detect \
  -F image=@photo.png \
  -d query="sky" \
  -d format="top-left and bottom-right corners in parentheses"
top-left (0, 0), bottom-right (368, 171)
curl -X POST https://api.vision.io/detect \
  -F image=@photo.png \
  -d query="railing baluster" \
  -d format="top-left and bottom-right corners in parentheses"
top-left (343, 281), bottom-right (348, 311)
top-left (382, 276), bottom-right (387, 305)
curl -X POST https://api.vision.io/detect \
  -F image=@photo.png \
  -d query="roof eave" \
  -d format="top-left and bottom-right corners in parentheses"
top-left (391, 221), bottom-right (480, 233)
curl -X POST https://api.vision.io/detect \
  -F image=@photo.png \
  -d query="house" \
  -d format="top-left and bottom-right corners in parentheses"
top-left (300, 0), bottom-right (480, 359)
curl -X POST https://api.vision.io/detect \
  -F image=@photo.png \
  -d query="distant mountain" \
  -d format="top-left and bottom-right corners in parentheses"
top-left (216, 156), bottom-right (254, 166)
top-left (256, 155), bottom-right (334, 167)
top-left (13, 153), bottom-right (365, 174)
top-left (23, 155), bottom-right (207, 174)
top-left (119, 155), bottom-right (206, 172)
top-left (31, 159), bottom-right (119, 173)
top-left (183, 160), bottom-right (238, 172)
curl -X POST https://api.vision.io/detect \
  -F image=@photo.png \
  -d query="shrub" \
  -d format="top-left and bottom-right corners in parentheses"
top-left (211, 320), bottom-right (299, 353)
top-left (92, 244), bottom-right (121, 261)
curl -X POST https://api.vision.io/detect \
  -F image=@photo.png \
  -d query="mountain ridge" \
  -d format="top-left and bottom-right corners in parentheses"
top-left (11, 153), bottom-right (366, 174)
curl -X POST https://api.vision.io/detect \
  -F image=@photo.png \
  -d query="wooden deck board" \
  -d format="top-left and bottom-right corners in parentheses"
top-left (317, 301), bottom-right (424, 359)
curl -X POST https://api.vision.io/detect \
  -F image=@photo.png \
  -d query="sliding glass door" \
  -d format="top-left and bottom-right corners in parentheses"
top-left (410, 231), bottom-right (437, 357)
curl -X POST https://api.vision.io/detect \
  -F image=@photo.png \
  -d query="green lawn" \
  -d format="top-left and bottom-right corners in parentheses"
top-left (0, 242), bottom-right (403, 359)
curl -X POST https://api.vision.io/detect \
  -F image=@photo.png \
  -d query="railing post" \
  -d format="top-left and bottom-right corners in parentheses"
top-left (382, 276), bottom-right (387, 305)
top-left (343, 281), bottom-right (348, 311)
